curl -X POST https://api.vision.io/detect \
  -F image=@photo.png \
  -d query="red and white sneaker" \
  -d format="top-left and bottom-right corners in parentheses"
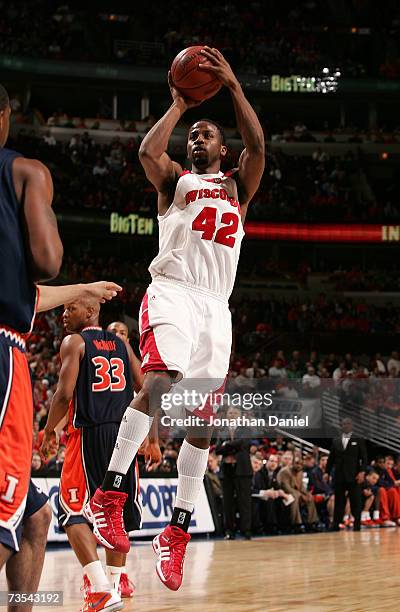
top-left (84, 488), bottom-right (130, 553)
top-left (152, 525), bottom-right (191, 591)
top-left (80, 590), bottom-right (123, 612)
top-left (118, 573), bottom-right (135, 598)
top-left (81, 574), bottom-right (92, 598)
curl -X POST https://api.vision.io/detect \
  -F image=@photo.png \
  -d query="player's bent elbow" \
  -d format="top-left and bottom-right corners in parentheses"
top-left (138, 145), bottom-right (150, 160)
top-left (31, 245), bottom-right (63, 281)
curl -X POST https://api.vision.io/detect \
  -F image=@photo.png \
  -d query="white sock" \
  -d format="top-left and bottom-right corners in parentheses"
top-left (121, 566), bottom-right (127, 575)
top-left (108, 407), bottom-right (153, 474)
top-left (106, 565), bottom-right (122, 591)
top-left (84, 560), bottom-right (110, 592)
top-left (361, 511), bottom-right (370, 521)
top-left (373, 510), bottom-right (380, 520)
top-left (175, 439), bottom-right (209, 513)
top-left (344, 515), bottom-right (349, 520)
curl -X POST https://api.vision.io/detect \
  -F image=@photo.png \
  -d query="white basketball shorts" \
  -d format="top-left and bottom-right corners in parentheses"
top-left (139, 277), bottom-right (231, 415)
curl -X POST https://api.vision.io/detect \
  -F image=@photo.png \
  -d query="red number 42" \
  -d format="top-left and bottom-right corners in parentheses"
top-left (192, 207), bottom-right (239, 248)
top-left (92, 356), bottom-right (126, 392)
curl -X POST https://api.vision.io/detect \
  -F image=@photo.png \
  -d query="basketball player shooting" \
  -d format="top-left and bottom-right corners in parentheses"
top-left (85, 47), bottom-right (265, 591)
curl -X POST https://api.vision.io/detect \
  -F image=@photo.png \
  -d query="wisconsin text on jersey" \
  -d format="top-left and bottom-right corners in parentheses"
top-left (185, 187), bottom-right (240, 212)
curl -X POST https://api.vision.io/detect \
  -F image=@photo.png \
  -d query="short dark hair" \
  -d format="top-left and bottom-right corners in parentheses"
top-left (190, 118), bottom-right (226, 145)
top-left (0, 84), bottom-right (9, 111)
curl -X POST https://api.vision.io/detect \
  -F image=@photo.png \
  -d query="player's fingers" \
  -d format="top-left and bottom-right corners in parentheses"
top-left (200, 49), bottom-right (218, 63)
top-left (106, 282), bottom-right (122, 292)
top-left (198, 63), bottom-right (218, 72)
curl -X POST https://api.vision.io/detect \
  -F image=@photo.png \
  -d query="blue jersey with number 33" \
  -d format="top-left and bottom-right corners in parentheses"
top-left (70, 327), bottom-right (133, 429)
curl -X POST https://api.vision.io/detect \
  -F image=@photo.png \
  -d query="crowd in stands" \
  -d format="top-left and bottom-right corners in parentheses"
top-left (1, 1), bottom-right (400, 79)
top-left (329, 268), bottom-right (400, 292)
top-left (232, 294), bottom-right (400, 344)
top-left (247, 446), bottom-right (400, 534)
top-left (7, 128), bottom-right (400, 224)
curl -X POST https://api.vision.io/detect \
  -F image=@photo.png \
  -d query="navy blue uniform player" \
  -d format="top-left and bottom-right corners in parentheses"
top-left (42, 299), bottom-right (145, 612)
top-left (0, 83), bottom-right (63, 600)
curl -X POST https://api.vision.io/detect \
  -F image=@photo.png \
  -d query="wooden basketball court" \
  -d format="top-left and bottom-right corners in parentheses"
top-left (1, 530), bottom-right (398, 611)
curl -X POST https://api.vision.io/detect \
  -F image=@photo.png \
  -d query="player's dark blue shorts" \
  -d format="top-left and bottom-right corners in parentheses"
top-left (0, 479), bottom-right (49, 553)
top-left (58, 423), bottom-right (141, 532)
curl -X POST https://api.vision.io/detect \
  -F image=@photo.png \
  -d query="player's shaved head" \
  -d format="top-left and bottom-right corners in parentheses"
top-left (62, 298), bottom-right (100, 333)
top-left (76, 297), bottom-right (101, 314)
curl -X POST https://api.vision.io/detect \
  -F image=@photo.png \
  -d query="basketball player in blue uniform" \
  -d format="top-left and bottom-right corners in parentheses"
top-left (0, 83), bottom-right (63, 600)
top-left (41, 301), bottom-right (157, 611)
top-left (1, 82), bottom-right (125, 609)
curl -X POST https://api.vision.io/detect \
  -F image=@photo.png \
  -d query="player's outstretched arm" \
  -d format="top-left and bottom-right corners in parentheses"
top-left (36, 281), bottom-right (123, 313)
top-left (138, 73), bottom-right (200, 193)
top-left (12, 158), bottom-right (63, 282)
top-left (199, 47), bottom-right (265, 212)
top-left (41, 334), bottom-right (84, 455)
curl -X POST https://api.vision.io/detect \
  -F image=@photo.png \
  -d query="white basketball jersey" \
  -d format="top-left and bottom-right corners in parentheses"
top-left (149, 170), bottom-right (245, 298)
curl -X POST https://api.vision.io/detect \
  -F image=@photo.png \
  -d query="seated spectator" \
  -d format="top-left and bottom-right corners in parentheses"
top-left (302, 366), bottom-right (321, 395)
top-left (374, 456), bottom-right (400, 526)
top-left (387, 351), bottom-right (400, 376)
top-left (31, 450), bottom-right (44, 473)
top-left (310, 454), bottom-right (334, 526)
top-left (277, 455), bottom-right (319, 532)
top-left (302, 453), bottom-right (316, 483)
top-left (360, 469), bottom-right (381, 526)
top-left (269, 436), bottom-right (287, 453)
top-left (252, 454), bottom-right (291, 534)
top-left (268, 359), bottom-right (287, 379)
top-left (42, 130), bottom-right (56, 146)
top-left (93, 158), bottom-right (109, 176)
top-left (280, 450), bottom-right (294, 469)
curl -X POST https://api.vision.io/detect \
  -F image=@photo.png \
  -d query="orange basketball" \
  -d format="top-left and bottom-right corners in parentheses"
top-left (170, 46), bottom-right (222, 102)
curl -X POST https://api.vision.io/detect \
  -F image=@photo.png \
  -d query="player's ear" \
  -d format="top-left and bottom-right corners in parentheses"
top-left (220, 145), bottom-right (227, 159)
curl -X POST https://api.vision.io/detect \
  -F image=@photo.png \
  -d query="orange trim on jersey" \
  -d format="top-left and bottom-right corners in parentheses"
top-left (0, 327), bottom-right (26, 350)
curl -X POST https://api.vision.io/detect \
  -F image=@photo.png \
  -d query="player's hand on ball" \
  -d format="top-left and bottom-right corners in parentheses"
top-left (199, 47), bottom-right (239, 89)
top-left (168, 71), bottom-right (202, 111)
top-left (84, 281), bottom-right (122, 303)
top-left (40, 428), bottom-right (59, 457)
